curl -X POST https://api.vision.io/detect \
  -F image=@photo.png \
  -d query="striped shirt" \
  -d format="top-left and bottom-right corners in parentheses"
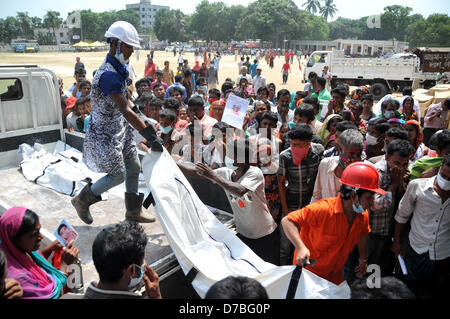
top-left (410, 156), bottom-right (442, 180)
top-left (277, 143), bottom-right (324, 210)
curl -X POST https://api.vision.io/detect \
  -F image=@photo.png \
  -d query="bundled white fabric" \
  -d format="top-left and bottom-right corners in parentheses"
top-left (142, 149), bottom-right (351, 299)
top-left (18, 142), bottom-right (106, 196)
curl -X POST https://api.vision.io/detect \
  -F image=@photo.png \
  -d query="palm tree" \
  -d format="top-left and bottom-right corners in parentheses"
top-left (320, 0), bottom-right (338, 21)
top-left (302, 0), bottom-right (322, 15)
top-left (16, 12), bottom-right (33, 38)
top-left (43, 11), bottom-right (62, 44)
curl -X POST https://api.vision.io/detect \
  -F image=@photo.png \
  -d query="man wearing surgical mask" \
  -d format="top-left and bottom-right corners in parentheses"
top-left (393, 154), bottom-right (450, 299)
top-left (277, 124), bottom-right (324, 265)
top-left (312, 129), bottom-right (366, 203)
top-left (178, 139), bottom-right (280, 265)
top-left (84, 222), bottom-right (162, 299)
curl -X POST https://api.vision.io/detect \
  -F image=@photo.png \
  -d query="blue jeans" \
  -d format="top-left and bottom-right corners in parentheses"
top-left (91, 153), bottom-right (141, 196)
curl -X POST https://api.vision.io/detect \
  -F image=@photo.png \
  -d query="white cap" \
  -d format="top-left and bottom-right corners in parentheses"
top-left (105, 21), bottom-right (141, 49)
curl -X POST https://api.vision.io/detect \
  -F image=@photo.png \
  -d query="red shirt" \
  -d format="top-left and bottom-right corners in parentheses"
top-left (282, 63), bottom-right (291, 71)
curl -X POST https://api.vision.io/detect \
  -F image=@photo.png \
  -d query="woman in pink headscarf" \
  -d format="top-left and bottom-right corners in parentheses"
top-left (0, 207), bottom-right (78, 299)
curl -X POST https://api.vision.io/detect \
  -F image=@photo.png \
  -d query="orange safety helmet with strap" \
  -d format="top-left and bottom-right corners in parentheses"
top-left (340, 162), bottom-right (387, 195)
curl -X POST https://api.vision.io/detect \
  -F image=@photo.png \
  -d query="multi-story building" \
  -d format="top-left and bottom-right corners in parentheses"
top-left (126, 0), bottom-right (170, 29)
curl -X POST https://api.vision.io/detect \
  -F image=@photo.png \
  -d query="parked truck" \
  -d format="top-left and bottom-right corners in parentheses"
top-left (11, 39), bottom-right (40, 53)
top-left (304, 48), bottom-right (450, 100)
top-left (0, 65), bottom-right (234, 298)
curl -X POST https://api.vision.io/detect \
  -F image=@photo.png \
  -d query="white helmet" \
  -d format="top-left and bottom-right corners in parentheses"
top-left (105, 21), bottom-right (141, 49)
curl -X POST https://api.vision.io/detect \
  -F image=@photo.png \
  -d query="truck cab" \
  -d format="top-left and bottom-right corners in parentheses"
top-left (304, 50), bottom-right (332, 79)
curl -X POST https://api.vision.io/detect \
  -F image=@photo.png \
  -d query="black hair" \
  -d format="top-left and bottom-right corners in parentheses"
top-left (197, 77), bottom-right (206, 86)
top-left (386, 127), bottom-right (409, 141)
top-left (435, 129), bottom-right (450, 151)
top-left (339, 184), bottom-right (371, 200)
top-left (145, 76), bottom-right (154, 83)
top-left (74, 67), bottom-right (86, 76)
top-left (368, 117), bottom-right (390, 135)
top-left (349, 99), bottom-right (363, 110)
top-left (205, 276), bottom-right (268, 299)
top-left (261, 111), bottom-right (278, 125)
top-left (276, 89), bottom-right (291, 100)
top-left (362, 94), bottom-right (374, 103)
top-left (75, 96), bottom-right (91, 107)
top-left (288, 123), bottom-right (313, 141)
top-left (444, 98), bottom-right (450, 109)
top-left (350, 276), bottom-right (415, 299)
top-left (57, 223), bottom-right (69, 235)
top-left (308, 72), bottom-right (317, 79)
top-left (402, 96), bottom-right (415, 108)
top-left (303, 96), bottom-right (319, 108)
top-left (92, 222), bottom-right (148, 284)
top-left (174, 74), bottom-right (183, 83)
top-left (387, 139), bottom-right (414, 158)
top-left (169, 85), bottom-right (183, 96)
top-left (13, 209), bottom-right (39, 241)
top-left (208, 88), bottom-right (221, 98)
top-left (153, 82), bottom-right (164, 91)
top-left (402, 86), bottom-right (413, 96)
top-left (257, 86), bottom-right (270, 96)
top-left (159, 108), bottom-right (176, 122)
top-left (164, 97), bottom-right (180, 111)
top-left (183, 69), bottom-right (192, 78)
top-left (212, 121), bottom-right (231, 134)
top-left (187, 122), bottom-right (204, 137)
top-left (331, 87), bottom-right (347, 98)
top-left (231, 138), bottom-right (253, 165)
top-left (335, 121), bottom-right (357, 133)
top-left (295, 103), bottom-right (315, 123)
top-left (79, 80), bottom-right (91, 90)
top-left (155, 70), bottom-right (163, 76)
top-left (188, 95), bottom-right (204, 108)
top-left (443, 154), bottom-right (450, 167)
top-left (221, 81), bottom-right (234, 94)
top-left (136, 78), bottom-right (152, 89)
top-left (317, 77), bottom-right (326, 88)
top-left (149, 96), bottom-right (163, 107)
top-left (381, 99), bottom-right (399, 111)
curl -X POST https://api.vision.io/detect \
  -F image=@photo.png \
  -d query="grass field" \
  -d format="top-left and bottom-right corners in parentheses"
top-left (0, 50), bottom-right (308, 93)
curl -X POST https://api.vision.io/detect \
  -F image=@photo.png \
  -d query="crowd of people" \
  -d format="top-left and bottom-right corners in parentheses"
top-left (2, 20), bottom-right (449, 300)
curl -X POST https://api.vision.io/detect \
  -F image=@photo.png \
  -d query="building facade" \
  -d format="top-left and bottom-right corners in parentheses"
top-left (126, 0), bottom-right (169, 29)
top-left (34, 23), bottom-right (72, 45)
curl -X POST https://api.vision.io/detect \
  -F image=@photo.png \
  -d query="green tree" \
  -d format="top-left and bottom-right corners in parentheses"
top-left (31, 17), bottom-right (42, 29)
top-left (153, 9), bottom-right (189, 43)
top-left (302, 0), bottom-right (321, 15)
top-left (36, 31), bottom-right (55, 45)
top-left (319, 0), bottom-right (337, 22)
top-left (408, 14), bottom-right (450, 48)
top-left (16, 12), bottom-right (33, 38)
top-left (190, 0), bottom-right (228, 43)
top-left (43, 10), bottom-right (63, 43)
top-left (0, 17), bottom-right (21, 44)
top-left (381, 5), bottom-right (413, 41)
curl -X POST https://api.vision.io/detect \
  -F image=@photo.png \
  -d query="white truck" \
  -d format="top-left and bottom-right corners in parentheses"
top-left (304, 49), bottom-right (448, 100)
top-left (0, 65), bottom-right (234, 298)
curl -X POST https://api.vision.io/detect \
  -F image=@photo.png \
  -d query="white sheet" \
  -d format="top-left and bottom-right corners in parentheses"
top-left (142, 149), bottom-right (351, 299)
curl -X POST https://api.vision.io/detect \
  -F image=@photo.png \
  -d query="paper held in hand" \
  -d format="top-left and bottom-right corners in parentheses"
top-left (221, 94), bottom-right (249, 129)
top-left (54, 219), bottom-right (79, 247)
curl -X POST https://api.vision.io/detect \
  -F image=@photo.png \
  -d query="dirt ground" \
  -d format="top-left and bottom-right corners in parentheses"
top-left (0, 50), bottom-right (308, 93)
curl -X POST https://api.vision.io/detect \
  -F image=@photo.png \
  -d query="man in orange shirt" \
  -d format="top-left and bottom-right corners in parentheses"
top-left (281, 162), bottom-right (386, 285)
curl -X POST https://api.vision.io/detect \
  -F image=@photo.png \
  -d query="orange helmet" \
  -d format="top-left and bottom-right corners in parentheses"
top-left (340, 162), bottom-right (386, 195)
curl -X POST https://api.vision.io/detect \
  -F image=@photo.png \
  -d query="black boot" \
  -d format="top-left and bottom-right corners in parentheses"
top-left (125, 192), bottom-right (156, 223)
top-left (139, 122), bottom-right (164, 152)
top-left (71, 183), bottom-right (102, 224)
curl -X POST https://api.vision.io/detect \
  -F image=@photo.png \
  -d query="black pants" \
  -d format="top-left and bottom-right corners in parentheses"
top-left (367, 233), bottom-right (396, 276)
top-left (404, 242), bottom-right (450, 299)
top-left (237, 229), bottom-right (280, 266)
top-left (282, 74), bottom-right (288, 83)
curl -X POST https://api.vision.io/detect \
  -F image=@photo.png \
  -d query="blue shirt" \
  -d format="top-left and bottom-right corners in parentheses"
top-left (249, 63), bottom-right (258, 78)
top-left (68, 84), bottom-right (82, 98)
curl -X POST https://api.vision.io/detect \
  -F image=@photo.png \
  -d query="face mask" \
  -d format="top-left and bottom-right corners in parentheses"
top-left (128, 263), bottom-right (145, 290)
top-left (291, 145), bottom-right (310, 166)
top-left (384, 111), bottom-right (393, 118)
top-left (352, 201), bottom-right (365, 214)
top-left (365, 133), bottom-right (378, 146)
top-left (224, 156), bottom-right (238, 170)
top-left (436, 171), bottom-right (450, 191)
top-left (200, 86), bottom-right (208, 93)
top-left (115, 41), bottom-right (129, 65)
top-left (160, 125), bottom-right (172, 135)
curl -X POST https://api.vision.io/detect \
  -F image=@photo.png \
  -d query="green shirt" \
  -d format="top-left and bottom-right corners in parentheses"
top-left (410, 156), bottom-right (442, 180)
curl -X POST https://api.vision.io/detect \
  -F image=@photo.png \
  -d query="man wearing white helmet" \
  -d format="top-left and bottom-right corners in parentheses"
top-left (72, 21), bottom-right (163, 225)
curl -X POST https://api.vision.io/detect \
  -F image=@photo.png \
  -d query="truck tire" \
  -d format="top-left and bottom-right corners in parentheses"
top-left (370, 83), bottom-right (388, 100)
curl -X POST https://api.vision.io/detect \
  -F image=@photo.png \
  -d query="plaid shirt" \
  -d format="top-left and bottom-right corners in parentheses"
top-left (370, 157), bottom-right (395, 236)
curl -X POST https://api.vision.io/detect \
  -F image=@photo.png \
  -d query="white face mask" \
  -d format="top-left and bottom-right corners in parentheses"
top-left (115, 41), bottom-right (129, 65)
top-left (128, 263), bottom-right (145, 290)
top-left (436, 171), bottom-right (450, 191)
top-left (365, 133), bottom-right (378, 146)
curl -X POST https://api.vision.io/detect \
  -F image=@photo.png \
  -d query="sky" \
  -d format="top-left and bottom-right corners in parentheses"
top-left (1, 0), bottom-right (449, 21)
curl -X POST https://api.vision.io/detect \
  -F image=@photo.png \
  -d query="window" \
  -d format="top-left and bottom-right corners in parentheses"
top-left (0, 78), bottom-right (23, 101)
top-left (60, 32), bottom-right (64, 37)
